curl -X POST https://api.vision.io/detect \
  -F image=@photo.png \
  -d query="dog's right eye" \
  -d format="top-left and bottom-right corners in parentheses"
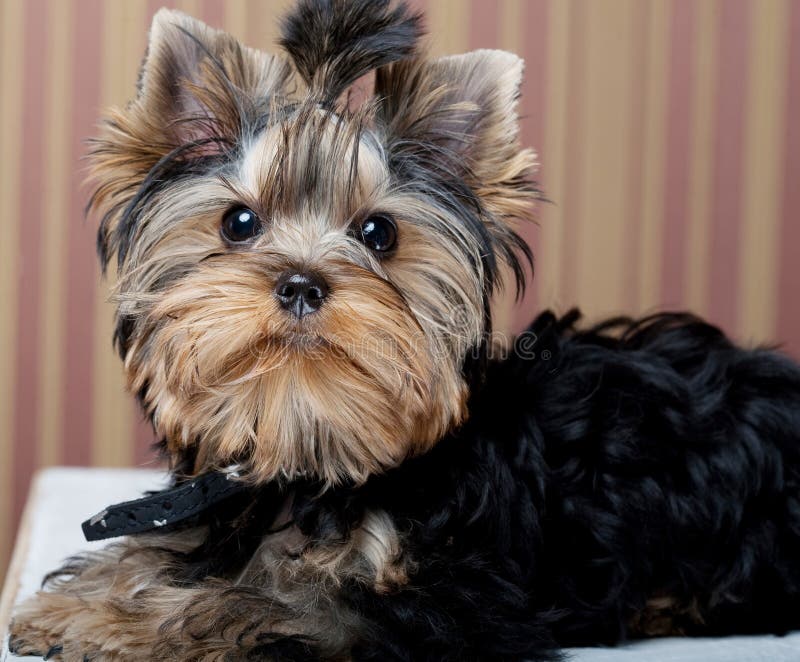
top-left (221, 207), bottom-right (262, 243)
top-left (355, 214), bottom-right (397, 254)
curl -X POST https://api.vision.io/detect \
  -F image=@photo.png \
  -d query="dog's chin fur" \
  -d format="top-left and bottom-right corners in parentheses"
top-left (129, 253), bottom-right (469, 484)
top-left (9, 1), bottom-right (800, 661)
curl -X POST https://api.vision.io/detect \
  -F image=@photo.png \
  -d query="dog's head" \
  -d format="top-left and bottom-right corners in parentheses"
top-left (89, 0), bottom-right (537, 485)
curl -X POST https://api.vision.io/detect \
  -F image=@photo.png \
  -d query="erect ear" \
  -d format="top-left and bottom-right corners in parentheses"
top-left (137, 9), bottom-right (293, 145)
top-left (89, 9), bottom-right (293, 268)
top-left (375, 49), bottom-right (538, 226)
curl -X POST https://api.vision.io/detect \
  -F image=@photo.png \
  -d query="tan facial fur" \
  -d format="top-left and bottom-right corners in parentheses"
top-left (87, 9), bottom-right (537, 486)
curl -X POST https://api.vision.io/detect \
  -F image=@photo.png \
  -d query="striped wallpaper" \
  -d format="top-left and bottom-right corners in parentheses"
top-left (0, 0), bottom-right (798, 576)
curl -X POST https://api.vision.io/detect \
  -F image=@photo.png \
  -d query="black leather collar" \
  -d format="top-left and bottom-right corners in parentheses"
top-left (81, 468), bottom-right (249, 542)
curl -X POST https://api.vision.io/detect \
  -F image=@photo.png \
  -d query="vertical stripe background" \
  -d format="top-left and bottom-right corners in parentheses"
top-left (0, 0), bottom-right (798, 576)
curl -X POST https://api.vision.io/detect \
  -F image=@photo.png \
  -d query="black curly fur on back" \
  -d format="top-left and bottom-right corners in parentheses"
top-left (164, 310), bottom-right (800, 661)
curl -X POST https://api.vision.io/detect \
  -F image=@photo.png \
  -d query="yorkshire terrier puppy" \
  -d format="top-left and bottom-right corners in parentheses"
top-left (9, 1), bottom-right (800, 660)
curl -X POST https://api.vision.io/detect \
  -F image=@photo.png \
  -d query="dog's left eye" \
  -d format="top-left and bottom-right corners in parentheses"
top-left (221, 207), bottom-right (262, 243)
top-left (355, 214), bottom-right (397, 253)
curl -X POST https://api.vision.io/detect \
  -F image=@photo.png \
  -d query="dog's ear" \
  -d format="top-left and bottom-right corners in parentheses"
top-left (136, 9), bottom-right (292, 144)
top-left (89, 9), bottom-right (292, 269)
top-left (376, 50), bottom-right (536, 212)
top-left (375, 50), bottom-right (538, 289)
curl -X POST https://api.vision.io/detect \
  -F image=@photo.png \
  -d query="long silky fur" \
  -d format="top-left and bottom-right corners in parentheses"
top-left (10, 2), bottom-right (800, 661)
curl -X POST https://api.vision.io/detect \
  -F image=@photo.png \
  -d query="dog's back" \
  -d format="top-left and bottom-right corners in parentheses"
top-left (487, 310), bottom-right (800, 646)
top-left (313, 311), bottom-right (800, 660)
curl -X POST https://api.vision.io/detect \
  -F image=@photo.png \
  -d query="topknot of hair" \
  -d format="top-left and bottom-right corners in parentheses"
top-left (279, 0), bottom-right (423, 102)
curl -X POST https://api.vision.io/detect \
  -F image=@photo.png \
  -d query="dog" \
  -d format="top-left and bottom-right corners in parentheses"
top-left (8, 1), bottom-right (800, 660)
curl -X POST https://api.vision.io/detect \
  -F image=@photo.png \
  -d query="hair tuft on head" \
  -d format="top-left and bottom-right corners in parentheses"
top-left (279, 0), bottom-right (423, 102)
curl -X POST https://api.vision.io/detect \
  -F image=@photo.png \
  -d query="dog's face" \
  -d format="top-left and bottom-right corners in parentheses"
top-left (89, 2), bottom-right (536, 485)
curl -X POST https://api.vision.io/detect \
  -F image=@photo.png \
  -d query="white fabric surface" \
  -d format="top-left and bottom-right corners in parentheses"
top-left (3, 467), bottom-right (800, 661)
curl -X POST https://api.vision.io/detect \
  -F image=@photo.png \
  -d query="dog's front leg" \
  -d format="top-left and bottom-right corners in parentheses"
top-left (7, 535), bottom-right (189, 660)
top-left (7, 533), bottom-right (327, 661)
top-left (9, 583), bottom-right (325, 661)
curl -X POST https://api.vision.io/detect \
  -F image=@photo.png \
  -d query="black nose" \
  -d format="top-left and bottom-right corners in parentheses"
top-left (275, 271), bottom-right (329, 318)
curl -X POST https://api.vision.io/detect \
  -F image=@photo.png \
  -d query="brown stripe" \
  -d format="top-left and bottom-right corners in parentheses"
top-left (500, 0), bottom-right (522, 48)
top-left (659, 0), bottom-right (695, 309)
top-left (201, 0), bottom-right (225, 27)
top-left (177, 0), bottom-right (200, 17)
top-left (534, 0), bottom-right (570, 318)
top-left (707, 0), bottom-right (749, 334)
top-left (150, 0), bottom-right (177, 17)
top-left (38, 0), bottom-right (73, 468)
top-left (738, 0), bottom-right (789, 345)
top-left (92, 0), bottom-right (148, 468)
top-left (620, 0), bottom-right (651, 311)
top-left (224, 0), bottom-right (248, 40)
top-left (246, 0), bottom-right (276, 50)
top-left (0, 0), bottom-right (25, 574)
top-left (637, 0), bottom-right (669, 312)
top-left (558, 0), bottom-right (588, 307)
top-left (13, 0), bottom-right (49, 525)
top-left (62, 0), bottom-right (104, 466)
top-left (468, 0), bottom-right (499, 48)
top-left (514, 0), bottom-right (547, 331)
top-left (575, 0), bottom-right (637, 319)
top-left (427, 0), bottom-right (469, 56)
top-left (777, 0), bottom-right (800, 357)
top-left (684, 0), bottom-right (718, 314)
